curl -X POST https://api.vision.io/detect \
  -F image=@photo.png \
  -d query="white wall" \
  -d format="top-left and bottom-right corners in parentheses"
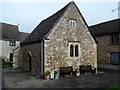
top-left (2, 40), bottom-right (20, 61)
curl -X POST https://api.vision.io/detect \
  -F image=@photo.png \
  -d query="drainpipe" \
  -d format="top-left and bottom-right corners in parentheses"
top-left (96, 44), bottom-right (98, 74)
top-left (40, 39), bottom-right (45, 75)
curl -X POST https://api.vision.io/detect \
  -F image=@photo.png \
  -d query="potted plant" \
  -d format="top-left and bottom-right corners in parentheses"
top-left (43, 71), bottom-right (50, 80)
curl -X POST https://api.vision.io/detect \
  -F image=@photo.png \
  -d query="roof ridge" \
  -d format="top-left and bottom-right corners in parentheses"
top-left (1, 22), bottom-right (18, 26)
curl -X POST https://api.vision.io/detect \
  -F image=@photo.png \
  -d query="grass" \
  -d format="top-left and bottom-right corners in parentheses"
top-left (105, 85), bottom-right (120, 90)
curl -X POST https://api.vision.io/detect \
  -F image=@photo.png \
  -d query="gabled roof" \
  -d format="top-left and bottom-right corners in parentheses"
top-left (89, 19), bottom-right (120, 37)
top-left (21, 2), bottom-right (88, 45)
top-left (0, 22), bottom-right (20, 40)
top-left (21, 2), bottom-right (70, 45)
top-left (0, 22), bottom-right (30, 41)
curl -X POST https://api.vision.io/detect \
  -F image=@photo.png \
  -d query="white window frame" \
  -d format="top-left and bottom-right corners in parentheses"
top-left (69, 42), bottom-right (80, 58)
top-left (9, 40), bottom-right (16, 46)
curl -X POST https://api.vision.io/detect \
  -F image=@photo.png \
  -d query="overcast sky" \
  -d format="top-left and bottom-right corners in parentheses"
top-left (0, 0), bottom-right (119, 33)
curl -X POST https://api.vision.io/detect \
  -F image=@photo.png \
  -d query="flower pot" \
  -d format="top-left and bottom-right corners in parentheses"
top-left (44, 75), bottom-right (50, 80)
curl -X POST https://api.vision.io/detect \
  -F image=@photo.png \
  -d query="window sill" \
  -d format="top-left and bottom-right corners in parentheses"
top-left (110, 63), bottom-right (119, 65)
top-left (69, 57), bottom-right (79, 59)
top-left (9, 45), bottom-right (16, 46)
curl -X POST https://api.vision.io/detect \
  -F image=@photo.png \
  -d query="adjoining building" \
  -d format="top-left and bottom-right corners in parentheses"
top-left (89, 19), bottom-right (119, 70)
top-left (0, 22), bottom-right (29, 66)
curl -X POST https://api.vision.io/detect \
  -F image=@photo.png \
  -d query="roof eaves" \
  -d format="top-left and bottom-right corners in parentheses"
top-left (44, 3), bottom-right (70, 39)
top-left (20, 40), bottom-right (41, 46)
top-left (89, 18), bottom-right (119, 27)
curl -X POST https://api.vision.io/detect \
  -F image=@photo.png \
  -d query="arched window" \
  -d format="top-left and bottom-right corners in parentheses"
top-left (70, 44), bottom-right (74, 57)
top-left (69, 42), bottom-right (80, 58)
top-left (75, 45), bottom-right (79, 57)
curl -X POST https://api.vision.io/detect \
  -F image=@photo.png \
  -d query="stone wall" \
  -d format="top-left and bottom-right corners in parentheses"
top-left (13, 47), bottom-right (22, 68)
top-left (44, 3), bottom-right (97, 72)
top-left (96, 34), bottom-right (119, 64)
top-left (21, 43), bottom-right (41, 76)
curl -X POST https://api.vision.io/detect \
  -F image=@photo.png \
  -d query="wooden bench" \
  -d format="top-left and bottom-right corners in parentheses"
top-left (60, 66), bottom-right (74, 77)
top-left (79, 65), bottom-right (86, 75)
top-left (79, 65), bottom-right (96, 75)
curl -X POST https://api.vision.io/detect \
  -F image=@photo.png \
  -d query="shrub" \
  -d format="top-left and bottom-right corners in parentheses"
top-left (43, 71), bottom-right (50, 76)
top-left (2, 58), bottom-right (11, 68)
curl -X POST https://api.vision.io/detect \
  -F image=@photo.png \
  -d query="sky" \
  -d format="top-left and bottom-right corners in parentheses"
top-left (0, 0), bottom-right (119, 33)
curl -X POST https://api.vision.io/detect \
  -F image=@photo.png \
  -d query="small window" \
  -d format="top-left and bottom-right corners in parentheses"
top-left (69, 19), bottom-right (76, 27)
top-left (110, 34), bottom-right (119, 44)
top-left (110, 52), bottom-right (119, 64)
top-left (9, 40), bottom-right (16, 46)
top-left (75, 45), bottom-right (79, 57)
top-left (70, 45), bottom-right (74, 57)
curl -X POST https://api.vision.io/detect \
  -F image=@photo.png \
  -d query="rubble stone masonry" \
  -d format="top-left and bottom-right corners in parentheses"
top-left (96, 34), bottom-right (119, 64)
top-left (44, 3), bottom-right (97, 72)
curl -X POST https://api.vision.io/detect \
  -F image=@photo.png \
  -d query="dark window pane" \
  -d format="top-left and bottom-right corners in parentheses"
top-left (9, 40), bottom-right (16, 46)
top-left (70, 45), bottom-right (74, 57)
top-left (110, 34), bottom-right (119, 44)
top-left (110, 52), bottom-right (119, 64)
top-left (75, 45), bottom-right (79, 57)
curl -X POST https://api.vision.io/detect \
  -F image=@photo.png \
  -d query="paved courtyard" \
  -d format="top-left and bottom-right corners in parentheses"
top-left (2, 67), bottom-right (119, 88)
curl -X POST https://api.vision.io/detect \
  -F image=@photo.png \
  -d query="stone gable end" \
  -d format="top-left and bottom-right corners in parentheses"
top-left (44, 3), bottom-right (97, 72)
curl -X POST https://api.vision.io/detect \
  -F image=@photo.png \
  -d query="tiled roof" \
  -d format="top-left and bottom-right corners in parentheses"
top-left (0, 22), bottom-right (20, 40)
top-left (89, 19), bottom-right (120, 37)
top-left (0, 22), bottom-right (29, 41)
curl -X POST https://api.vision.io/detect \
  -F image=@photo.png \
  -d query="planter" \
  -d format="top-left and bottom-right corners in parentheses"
top-left (44, 75), bottom-right (50, 80)
top-left (43, 71), bottom-right (50, 80)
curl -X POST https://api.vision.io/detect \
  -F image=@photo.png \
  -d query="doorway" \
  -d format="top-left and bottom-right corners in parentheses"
top-left (10, 53), bottom-right (13, 67)
top-left (28, 51), bottom-right (32, 72)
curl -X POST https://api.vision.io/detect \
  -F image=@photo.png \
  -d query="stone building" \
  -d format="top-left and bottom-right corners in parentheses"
top-left (89, 19), bottom-right (119, 70)
top-left (20, 2), bottom-right (97, 76)
top-left (13, 32), bottom-right (30, 68)
top-left (0, 22), bottom-right (29, 64)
